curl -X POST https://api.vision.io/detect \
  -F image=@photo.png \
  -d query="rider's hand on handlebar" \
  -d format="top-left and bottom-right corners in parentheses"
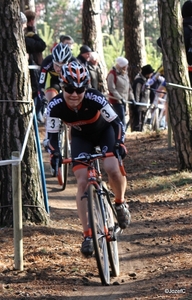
top-left (50, 150), bottom-right (62, 170)
top-left (114, 143), bottom-right (127, 160)
top-left (38, 92), bottom-right (48, 106)
top-left (41, 96), bottom-right (48, 106)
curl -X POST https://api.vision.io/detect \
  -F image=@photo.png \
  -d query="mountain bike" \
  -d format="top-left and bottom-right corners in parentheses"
top-left (61, 146), bottom-right (127, 285)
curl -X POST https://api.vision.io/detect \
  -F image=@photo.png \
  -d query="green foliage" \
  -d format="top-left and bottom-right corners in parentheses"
top-left (102, 32), bottom-right (162, 72)
top-left (71, 43), bottom-right (81, 57)
top-left (37, 22), bottom-right (54, 57)
top-left (35, 0), bottom-right (82, 46)
top-left (36, 1), bottom-right (162, 72)
top-left (102, 31), bottom-right (125, 71)
top-left (143, 0), bottom-right (160, 49)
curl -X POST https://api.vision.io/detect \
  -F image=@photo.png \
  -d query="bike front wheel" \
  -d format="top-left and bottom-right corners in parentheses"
top-left (59, 123), bottom-right (69, 190)
top-left (102, 182), bottom-right (120, 277)
top-left (88, 184), bottom-right (110, 285)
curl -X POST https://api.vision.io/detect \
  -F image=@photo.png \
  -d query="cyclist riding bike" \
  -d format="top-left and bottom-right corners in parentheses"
top-left (45, 61), bottom-right (131, 256)
top-left (38, 42), bottom-right (74, 104)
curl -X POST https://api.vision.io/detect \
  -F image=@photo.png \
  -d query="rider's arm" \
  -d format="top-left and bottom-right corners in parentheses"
top-left (110, 116), bottom-right (125, 144)
top-left (38, 55), bottom-right (53, 100)
top-left (100, 102), bottom-right (127, 158)
top-left (100, 102), bottom-right (125, 143)
top-left (85, 89), bottom-right (125, 143)
top-left (46, 116), bottom-right (60, 153)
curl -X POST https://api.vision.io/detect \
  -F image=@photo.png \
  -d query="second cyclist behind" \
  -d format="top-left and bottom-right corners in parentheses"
top-left (38, 42), bottom-right (75, 105)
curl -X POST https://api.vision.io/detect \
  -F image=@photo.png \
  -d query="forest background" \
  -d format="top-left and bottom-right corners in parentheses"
top-left (33, 0), bottom-right (186, 71)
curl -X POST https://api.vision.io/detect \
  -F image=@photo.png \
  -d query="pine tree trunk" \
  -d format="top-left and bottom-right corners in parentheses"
top-left (82, 0), bottom-right (108, 93)
top-left (158, 0), bottom-right (192, 170)
top-left (0, 1), bottom-right (48, 225)
top-left (123, 0), bottom-right (146, 83)
top-left (123, 0), bottom-right (146, 132)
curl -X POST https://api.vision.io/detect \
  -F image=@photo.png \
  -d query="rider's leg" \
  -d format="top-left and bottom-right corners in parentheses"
top-left (103, 156), bottom-right (127, 203)
top-left (71, 136), bottom-right (93, 236)
top-left (73, 167), bottom-right (89, 234)
top-left (99, 125), bottom-right (130, 229)
top-left (74, 166), bottom-right (93, 256)
top-left (103, 156), bottom-right (130, 229)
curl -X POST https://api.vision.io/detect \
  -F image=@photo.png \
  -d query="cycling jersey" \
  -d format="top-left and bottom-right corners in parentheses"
top-left (38, 54), bottom-right (59, 100)
top-left (46, 88), bottom-right (125, 158)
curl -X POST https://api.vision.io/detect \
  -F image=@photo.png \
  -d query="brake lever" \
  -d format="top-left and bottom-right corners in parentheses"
top-left (115, 144), bottom-right (126, 176)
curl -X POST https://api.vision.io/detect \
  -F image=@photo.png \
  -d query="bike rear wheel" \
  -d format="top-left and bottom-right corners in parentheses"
top-left (88, 184), bottom-right (110, 285)
top-left (102, 182), bottom-right (120, 277)
top-left (59, 123), bottom-right (69, 190)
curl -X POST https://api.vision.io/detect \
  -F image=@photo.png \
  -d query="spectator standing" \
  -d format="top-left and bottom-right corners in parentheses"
top-left (132, 64), bottom-right (154, 131)
top-left (76, 45), bottom-right (92, 68)
top-left (60, 35), bottom-right (74, 49)
top-left (87, 52), bottom-right (105, 92)
top-left (107, 57), bottom-right (134, 128)
top-left (145, 67), bottom-right (167, 129)
top-left (25, 10), bottom-right (46, 66)
top-left (50, 35), bottom-right (74, 53)
top-left (20, 12), bottom-right (46, 122)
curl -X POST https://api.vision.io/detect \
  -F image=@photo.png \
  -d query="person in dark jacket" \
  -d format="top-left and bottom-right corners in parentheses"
top-left (132, 64), bottom-right (154, 131)
top-left (20, 12), bottom-right (46, 122)
top-left (76, 45), bottom-right (92, 68)
top-left (25, 10), bottom-right (46, 66)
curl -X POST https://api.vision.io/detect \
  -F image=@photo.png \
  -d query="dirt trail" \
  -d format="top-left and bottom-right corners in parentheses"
top-left (0, 128), bottom-right (192, 300)
top-left (41, 129), bottom-right (192, 300)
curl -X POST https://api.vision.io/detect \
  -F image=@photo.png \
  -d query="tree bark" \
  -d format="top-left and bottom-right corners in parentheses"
top-left (0, 1), bottom-right (48, 225)
top-left (123, 0), bottom-right (146, 83)
top-left (123, 0), bottom-right (146, 132)
top-left (82, 0), bottom-right (108, 93)
top-left (158, 0), bottom-right (192, 170)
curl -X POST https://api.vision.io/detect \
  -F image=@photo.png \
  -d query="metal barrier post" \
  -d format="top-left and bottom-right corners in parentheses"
top-left (12, 151), bottom-right (23, 271)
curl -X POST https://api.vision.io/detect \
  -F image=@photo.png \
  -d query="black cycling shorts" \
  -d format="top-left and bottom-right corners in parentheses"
top-left (71, 125), bottom-right (115, 170)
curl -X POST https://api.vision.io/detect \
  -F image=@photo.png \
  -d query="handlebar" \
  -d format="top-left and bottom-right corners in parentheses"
top-left (61, 151), bottom-right (127, 176)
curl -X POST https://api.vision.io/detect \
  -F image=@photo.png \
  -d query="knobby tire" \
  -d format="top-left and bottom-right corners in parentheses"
top-left (87, 184), bottom-right (110, 285)
top-left (59, 123), bottom-right (69, 190)
top-left (102, 182), bottom-right (120, 277)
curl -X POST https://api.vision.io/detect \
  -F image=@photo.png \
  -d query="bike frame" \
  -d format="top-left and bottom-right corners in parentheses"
top-left (61, 150), bottom-right (125, 285)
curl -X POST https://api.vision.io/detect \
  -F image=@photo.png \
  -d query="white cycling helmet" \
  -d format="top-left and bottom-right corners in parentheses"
top-left (60, 61), bottom-right (90, 88)
top-left (52, 43), bottom-right (72, 63)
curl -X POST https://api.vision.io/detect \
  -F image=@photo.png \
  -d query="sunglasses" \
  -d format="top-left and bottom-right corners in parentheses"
top-left (63, 85), bottom-right (86, 94)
